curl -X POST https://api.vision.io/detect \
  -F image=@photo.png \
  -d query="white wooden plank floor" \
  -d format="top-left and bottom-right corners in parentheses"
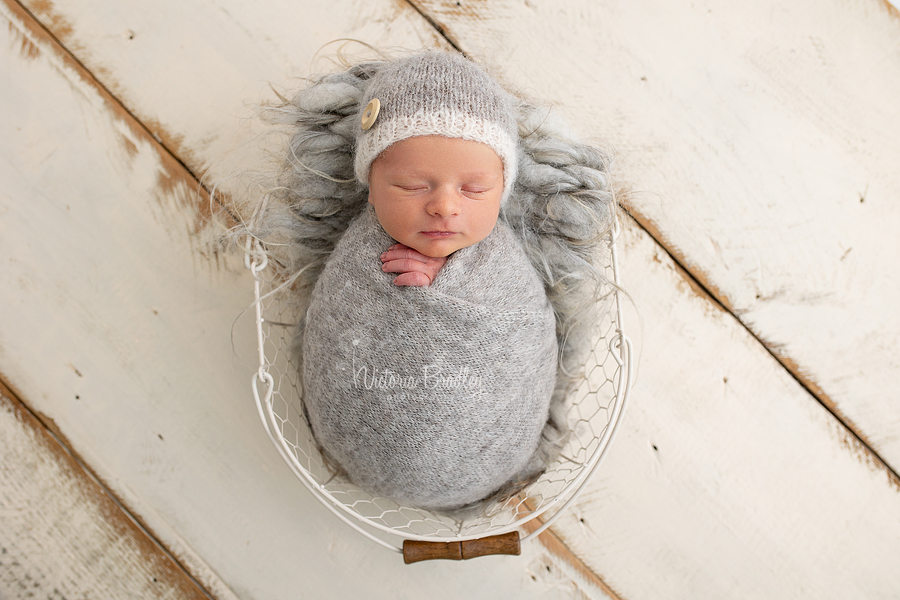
top-left (0, 383), bottom-right (211, 599)
top-left (1, 0), bottom-right (899, 598)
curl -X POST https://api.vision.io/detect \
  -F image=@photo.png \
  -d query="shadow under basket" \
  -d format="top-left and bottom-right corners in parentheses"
top-left (244, 223), bottom-right (633, 563)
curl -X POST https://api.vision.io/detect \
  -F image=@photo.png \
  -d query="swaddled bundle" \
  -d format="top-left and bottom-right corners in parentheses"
top-left (218, 50), bottom-right (617, 515)
top-left (302, 206), bottom-right (558, 511)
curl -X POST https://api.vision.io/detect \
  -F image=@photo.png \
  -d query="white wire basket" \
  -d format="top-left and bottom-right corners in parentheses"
top-left (245, 221), bottom-right (632, 562)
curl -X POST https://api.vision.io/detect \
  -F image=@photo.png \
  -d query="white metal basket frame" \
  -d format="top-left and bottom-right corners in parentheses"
top-left (245, 221), bottom-right (633, 554)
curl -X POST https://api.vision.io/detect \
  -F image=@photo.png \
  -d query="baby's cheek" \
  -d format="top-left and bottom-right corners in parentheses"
top-left (375, 216), bottom-right (412, 248)
top-left (471, 221), bottom-right (499, 247)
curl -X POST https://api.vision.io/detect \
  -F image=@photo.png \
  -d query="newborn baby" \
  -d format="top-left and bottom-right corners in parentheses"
top-left (301, 52), bottom-right (558, 512)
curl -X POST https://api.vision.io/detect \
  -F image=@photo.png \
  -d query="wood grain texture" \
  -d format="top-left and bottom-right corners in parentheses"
top-left (0, 382), bottom-right (210, 599)
top-left (0, 1), bottom-right (612, 598)
top-left (408, 0), bottom-right (900, 472)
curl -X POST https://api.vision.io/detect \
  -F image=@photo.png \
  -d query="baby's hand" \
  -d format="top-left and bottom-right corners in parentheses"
top-left (380, 244), bottom-right (447, 286)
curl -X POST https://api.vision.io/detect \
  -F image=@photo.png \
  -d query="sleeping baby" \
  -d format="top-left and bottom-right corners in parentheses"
top-left (301, 52), bottom-right (559, 512)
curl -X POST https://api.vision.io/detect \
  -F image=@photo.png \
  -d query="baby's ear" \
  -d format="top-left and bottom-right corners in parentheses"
top-left (367, 189), bottom-right (373, 205)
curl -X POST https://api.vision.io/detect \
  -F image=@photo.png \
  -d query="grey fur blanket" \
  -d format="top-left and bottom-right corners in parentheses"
top-left (302, 205), bottom-right (558, 512)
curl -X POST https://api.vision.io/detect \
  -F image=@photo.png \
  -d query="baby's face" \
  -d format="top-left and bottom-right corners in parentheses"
top-left (368, 135), bottom-right (504, 258)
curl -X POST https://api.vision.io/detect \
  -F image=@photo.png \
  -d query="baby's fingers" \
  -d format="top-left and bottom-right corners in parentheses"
top-left (381, 245), bottom-right (428, 264)
top-left (391, 271), bottom-right (432, 287)
top-left (381, 257), bottom-right (427, 275)
top-left (380, 243), bottom-right (447, 286)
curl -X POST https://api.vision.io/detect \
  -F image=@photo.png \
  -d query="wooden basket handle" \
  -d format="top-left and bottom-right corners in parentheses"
top-left (402, 531), bottom-right (521, 564)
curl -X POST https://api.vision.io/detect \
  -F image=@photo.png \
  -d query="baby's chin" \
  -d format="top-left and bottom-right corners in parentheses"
top-left (411, 245), bottom-right (457, 258)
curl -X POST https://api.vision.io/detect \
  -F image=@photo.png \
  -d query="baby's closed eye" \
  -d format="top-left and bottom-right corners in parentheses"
top-left (395, 184), bottom-right (428, 192)
top-left (461, 186), bottom-right (493, 198)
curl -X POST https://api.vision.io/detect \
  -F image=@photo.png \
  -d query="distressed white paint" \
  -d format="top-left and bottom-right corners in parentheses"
top-left (0, 1), bottom-right (611, 598)
top-left (0, 390), bottom-right (209, 599)
top-left (413, 0), bottom-right (900, 467)
top-left (552, 219), bottom-right (900, 598)
top-left (17, 0), bottom-right (450, 178)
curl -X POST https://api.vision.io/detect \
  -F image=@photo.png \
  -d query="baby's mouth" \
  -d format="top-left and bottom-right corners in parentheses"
top-left (421, 231), bottom-right (456, 238)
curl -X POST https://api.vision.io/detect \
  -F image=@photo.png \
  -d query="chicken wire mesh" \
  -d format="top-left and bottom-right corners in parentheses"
top-left (246, 224), bottom-right (631, 549)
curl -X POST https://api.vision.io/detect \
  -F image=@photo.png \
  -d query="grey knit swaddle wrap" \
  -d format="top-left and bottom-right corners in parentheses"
top-left (302, 207), bottom-right (558, 511)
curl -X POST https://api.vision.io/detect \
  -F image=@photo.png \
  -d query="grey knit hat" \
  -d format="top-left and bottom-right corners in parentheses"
top-left (355, 51), bottom-right (518, 203)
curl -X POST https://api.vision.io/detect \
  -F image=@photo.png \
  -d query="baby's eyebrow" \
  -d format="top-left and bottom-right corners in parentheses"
top-left (449, 169), bottom-right (504, 183)
top-left (462, 170), bottom-right (500, 179)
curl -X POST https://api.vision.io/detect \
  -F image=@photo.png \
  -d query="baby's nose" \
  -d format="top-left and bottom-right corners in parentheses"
top-left (426, 188), bottom-right (461, 217)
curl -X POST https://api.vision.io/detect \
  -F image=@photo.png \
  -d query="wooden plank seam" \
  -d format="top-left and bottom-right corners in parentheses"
top-left (1, 1), bottom-right (234, 594)
top-left (402, 0), bottom-right (464, 53)
top-left (6, 0), bottom-right (240, 227)
top-left (0, 375), bottom-right (218, 599)
top-left (618, 204), bottom-right (900, 491)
